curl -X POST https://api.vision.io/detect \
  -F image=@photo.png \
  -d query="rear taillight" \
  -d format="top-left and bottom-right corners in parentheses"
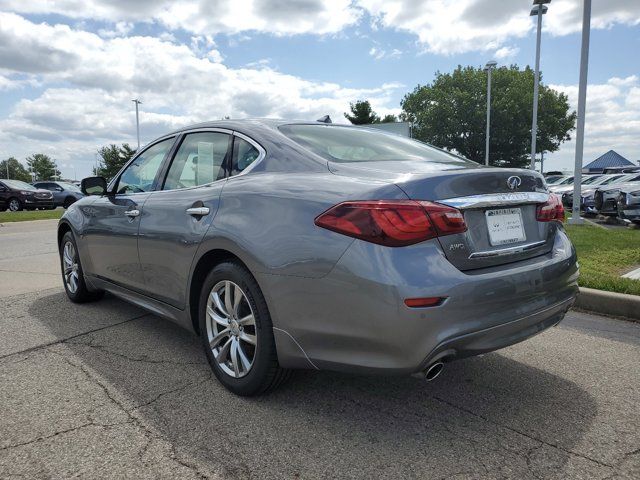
top-left (536, 194), bottom-right (565, 222)
top-left (314, 200), bottom-right (467, 247)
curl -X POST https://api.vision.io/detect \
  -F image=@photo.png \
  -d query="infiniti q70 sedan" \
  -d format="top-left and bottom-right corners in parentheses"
top-left (58, 119), bottom-right (578, 396)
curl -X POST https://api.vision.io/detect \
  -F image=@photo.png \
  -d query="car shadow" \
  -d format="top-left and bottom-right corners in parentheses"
top-left (28, 291), bottom-right (599, 479)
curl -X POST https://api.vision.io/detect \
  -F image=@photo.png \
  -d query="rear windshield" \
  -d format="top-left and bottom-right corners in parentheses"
top-left (279, 124), bottom-right (473, 166)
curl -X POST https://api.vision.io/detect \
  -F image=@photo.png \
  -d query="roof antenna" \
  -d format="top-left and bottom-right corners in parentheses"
top-left (317, 115), bottom-right (332, 124)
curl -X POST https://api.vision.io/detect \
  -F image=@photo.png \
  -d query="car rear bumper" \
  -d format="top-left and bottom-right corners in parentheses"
top-left (261, 228), bottom-right (579, 374)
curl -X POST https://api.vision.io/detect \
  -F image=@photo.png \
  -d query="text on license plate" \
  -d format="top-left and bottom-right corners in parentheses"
top-left (485, 208), bottom-right (526, 246)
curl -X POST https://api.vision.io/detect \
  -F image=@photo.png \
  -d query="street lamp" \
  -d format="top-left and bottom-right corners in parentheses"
top-left (484, 60), bottom-right (497, 166)
top-left (568, 0), bottom-right (592, 225)
top-left (529, 0), bottom-right (551, 170)
top-left (132, 99), bottom-right (142, 150)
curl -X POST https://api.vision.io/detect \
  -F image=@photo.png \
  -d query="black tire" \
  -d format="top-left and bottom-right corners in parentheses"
top-left (63, 197), bottom-right (75, 209)
top-left (60, 231), bottom-right (104, 303)
top-left (8, 197), bottom-right (22, 212)
top-left (198, 261), bottom-right (290, 396)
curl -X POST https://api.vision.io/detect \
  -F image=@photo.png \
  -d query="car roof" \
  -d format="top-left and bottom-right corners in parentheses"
top-left (165, 118), bottom-right (335, 136)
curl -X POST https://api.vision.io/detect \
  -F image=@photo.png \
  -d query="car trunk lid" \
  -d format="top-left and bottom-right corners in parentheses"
top-left (329, 163), bottom-right (555, 271)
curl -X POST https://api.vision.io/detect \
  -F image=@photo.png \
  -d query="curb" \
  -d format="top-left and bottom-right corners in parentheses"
top-left (573, 287), bottom-right (640, 323)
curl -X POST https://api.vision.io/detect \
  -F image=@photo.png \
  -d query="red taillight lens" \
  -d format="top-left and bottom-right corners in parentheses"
top-left (536, 194), bottom-right (565, 222)
top-left (314, 200), bottom-right (467, 247)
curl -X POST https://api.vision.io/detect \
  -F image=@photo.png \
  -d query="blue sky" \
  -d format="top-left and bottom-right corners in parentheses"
top-left (0, 0), bottom-right (638, 178)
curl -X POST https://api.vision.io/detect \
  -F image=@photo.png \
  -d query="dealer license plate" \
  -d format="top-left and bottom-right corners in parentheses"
top-left (485, 208), bottom-right (526, 246)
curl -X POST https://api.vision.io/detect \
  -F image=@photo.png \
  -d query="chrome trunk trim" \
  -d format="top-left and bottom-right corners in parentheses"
top-left (468, 240), bottom-right (547, 259)
top-left (440, 192), bottom-right (549, 209)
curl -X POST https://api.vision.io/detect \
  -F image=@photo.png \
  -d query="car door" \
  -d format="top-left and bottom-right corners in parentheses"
top-left (82, 136), bottom-right (176, 291)
top-left (137, 130), bottom-right (233, 308)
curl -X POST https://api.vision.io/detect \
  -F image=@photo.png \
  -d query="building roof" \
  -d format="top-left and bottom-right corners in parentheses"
top-left (583, 150), bottom-right (634, 169)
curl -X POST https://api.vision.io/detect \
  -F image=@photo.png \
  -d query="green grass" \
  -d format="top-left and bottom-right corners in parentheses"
top-left (565, 223), bottom-right (640, 296)
top-left (0, 208), bottom-right (63, 223)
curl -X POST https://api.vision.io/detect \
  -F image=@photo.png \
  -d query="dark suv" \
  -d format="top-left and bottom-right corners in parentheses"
top-left (32, 181), bottom-right (84, 208)
top-left (0, 179), bottom-right (54, 211)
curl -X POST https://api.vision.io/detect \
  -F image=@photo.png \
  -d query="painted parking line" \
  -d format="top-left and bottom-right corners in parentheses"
top-left (622, 267), bottom-right (640, 280)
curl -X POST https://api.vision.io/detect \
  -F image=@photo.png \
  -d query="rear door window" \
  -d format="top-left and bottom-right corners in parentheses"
top-left (163, 132), bottom-right (231, 190)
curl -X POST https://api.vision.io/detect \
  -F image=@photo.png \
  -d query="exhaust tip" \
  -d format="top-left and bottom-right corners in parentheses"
top-left (424, 361), bottom-right (444, 382)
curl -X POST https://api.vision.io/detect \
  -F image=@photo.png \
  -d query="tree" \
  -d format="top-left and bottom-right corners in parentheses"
top-left (26, 153), bottom-right (61, 181)
top-left (400, 65), bottom-right (576, 168)
top-left (345, 100), bottom-right (380, 125)
top-left (0, 157), bottom-right (32, 182)
top-left (94, 143), bottom-right (136, 181)
top-left (380, 114), bottom-right (398, 123)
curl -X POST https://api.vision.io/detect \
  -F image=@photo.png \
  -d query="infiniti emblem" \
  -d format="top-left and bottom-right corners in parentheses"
top-left (506, 176), bottom-right (522, 190)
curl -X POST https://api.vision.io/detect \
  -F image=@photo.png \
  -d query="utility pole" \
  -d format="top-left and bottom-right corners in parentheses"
top-left (530, 1), bottom-right (551, 170)
top-left (568, 0), bottom-right (591, 225)
top-left (484, 60), bottom-right (497, 166)
top-left (5, 160), bottom-right (9, 180)
top-left (132, 99), bottom-right (142, 150)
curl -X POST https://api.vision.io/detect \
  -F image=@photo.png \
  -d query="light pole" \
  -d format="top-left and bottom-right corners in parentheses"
top-left (529, 0), bottom-right (551, 170)
top-left (568, 0), bottom-right (591, 225)
top-left (484, 60), bottom-right (497, 166)
top-left (5, 160), bottom-right (9, 180)
top-left (132, 99), bottom-right (142, 150)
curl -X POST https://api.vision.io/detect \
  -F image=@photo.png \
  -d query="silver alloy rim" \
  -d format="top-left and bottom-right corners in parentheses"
top-left (62, 241), bottom-right (80, 294)
top-left (9, 199), bottom-right (20, 211)
top-left (206, 280), bottom-right (257, 378)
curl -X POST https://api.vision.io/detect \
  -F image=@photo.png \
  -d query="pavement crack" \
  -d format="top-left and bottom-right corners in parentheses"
top-left (131, 373), bottom-right (213, 411)
top-left (0, 419), bottom-right (130, 452)
top-left (63, 339), bottom-right (207, 367)
top-left (46, 348), bottom-right (214, 478)
top-left (432, 395), bottom-right (615, 470)
top-left (0, 313), bottom-right (150, 362)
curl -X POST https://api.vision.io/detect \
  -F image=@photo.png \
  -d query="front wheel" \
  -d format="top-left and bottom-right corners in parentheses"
top-left (60, 231), bottom-right (104, 303)
top-left (8, 198), bottom-right (22, 211)
top-left (199, 262), bottom-right (290, 396)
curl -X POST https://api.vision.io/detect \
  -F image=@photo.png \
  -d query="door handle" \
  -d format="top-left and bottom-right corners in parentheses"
top-left (124, 209), bottom-right (140, 218)
top-left (186, 207), bottom-right (210, 216)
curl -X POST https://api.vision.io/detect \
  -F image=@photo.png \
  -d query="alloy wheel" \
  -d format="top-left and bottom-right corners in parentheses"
top-left (206, 280), bottom-right (257, 378)
top-left (62, 241), bottom-right (80, 294)
top-left (9, 199), bottom-right (20, 211)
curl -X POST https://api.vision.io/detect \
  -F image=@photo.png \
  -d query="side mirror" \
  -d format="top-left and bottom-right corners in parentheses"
top-left (81, 176), bottom-right (108, 196)
top-left (55, 186), bottom-right (64, 192)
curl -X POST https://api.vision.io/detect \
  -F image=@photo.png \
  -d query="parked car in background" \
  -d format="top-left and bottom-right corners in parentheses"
top-left (57, 119), bottom-right (578, 396)
top-left (562, 174), bottom-right (636, 212)
top-left (617, 186), bottom-right (640, 225)
top-left (0, 179), bottom-right (54, 211)
top-left (592, 173), bottom-right (640, 216)
top-left (32, 181), bottom-right (84, 208)
top-left (544, 175), bottom-right (569, 185)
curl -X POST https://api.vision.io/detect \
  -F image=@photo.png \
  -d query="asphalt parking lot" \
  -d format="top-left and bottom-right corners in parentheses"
top-left (1, 220), bottom-right (639, 479)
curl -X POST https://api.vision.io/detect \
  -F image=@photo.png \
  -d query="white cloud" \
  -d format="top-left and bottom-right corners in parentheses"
top-left (369, 47), bottom-right (402, 60)
top-left (0, 0), bottom-right (361, 36)
top-left (494, 46), bottom-right (519, 60)
top-left (547, 76), bottom-right (640, 171)
top-left (357, 0), bottom-right (640, 55)
top-left (0, 13), bottom-right (400, 178)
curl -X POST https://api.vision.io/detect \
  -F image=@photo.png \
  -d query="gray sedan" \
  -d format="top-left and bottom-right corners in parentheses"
top-left (57, 119), bottom-right (578, 395)
top-left (32, 181), bottom-right (84, 208)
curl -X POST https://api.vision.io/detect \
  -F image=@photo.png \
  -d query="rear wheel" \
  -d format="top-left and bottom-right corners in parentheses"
top-left (8, 198), bottom-right (22, 211)
top-left (60, 231), bottom-right (104, 303)
top-left (199, 262), bottom-right (290, 396)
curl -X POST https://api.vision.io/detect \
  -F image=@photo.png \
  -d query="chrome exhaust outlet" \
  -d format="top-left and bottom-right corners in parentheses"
top-left (424, 361), bottom-right (444, 382)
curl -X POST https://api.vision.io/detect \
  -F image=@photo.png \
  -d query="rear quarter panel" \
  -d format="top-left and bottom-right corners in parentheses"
top-left (198, 170), bottom-right (408, 278)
